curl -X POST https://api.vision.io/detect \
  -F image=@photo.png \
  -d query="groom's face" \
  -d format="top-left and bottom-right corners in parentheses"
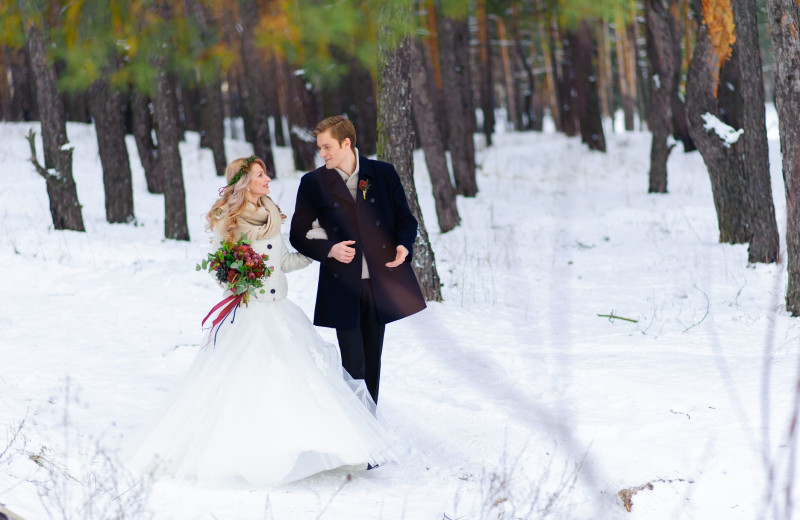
top-left (317, 130), bottom-right (351, 171)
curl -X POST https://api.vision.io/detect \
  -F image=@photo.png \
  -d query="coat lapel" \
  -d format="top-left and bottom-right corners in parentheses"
top-left (356, 156), bottom-right (375, 204)
top-left (322, 168), bottom-right (355, 205)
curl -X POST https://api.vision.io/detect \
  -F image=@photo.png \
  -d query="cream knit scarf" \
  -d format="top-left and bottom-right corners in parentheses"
top-left (234, 196), bottom-right (284, 241)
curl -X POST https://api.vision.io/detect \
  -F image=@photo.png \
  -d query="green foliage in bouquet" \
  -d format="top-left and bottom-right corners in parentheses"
top-left (196, 234), bottom-right (274, 305)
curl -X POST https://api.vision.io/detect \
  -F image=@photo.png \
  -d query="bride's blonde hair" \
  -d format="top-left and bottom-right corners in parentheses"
top-left (205, 156), bottom-right (268, 241)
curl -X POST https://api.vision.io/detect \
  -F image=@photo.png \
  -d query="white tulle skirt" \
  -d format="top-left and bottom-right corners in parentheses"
top-left (126, 298), bottom-right (394, 488)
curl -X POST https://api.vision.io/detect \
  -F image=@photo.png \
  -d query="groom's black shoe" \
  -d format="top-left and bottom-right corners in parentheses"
top-left (366, 463), bottom-right (379, 470)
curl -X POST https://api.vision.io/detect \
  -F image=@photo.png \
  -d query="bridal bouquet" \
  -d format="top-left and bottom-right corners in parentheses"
top-left (197, 234), bottom-right (274, 304)
top-left (197, 234), bottom-right (274, 345)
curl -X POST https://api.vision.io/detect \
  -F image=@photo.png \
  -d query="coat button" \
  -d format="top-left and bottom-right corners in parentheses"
top-left (270, 289), bottom-right (276, 294)
top-left (375, 220), bottom-right (380, 226)
top-left (382, 243), bottom-right (387, 249)
top-left (333, 226), bottom-right (338, 232)
top-left (333, 202), bottom-right (339, 208)
top-left (370, 197), bottom-right (375, 203)
top-left (333, 273), bottom-right (339, 279)
top-left (267, 244), bottom-right (272, 249)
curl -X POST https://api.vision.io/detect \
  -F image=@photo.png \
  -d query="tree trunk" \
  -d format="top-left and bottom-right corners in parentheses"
top-left (238, 0), bottom-right (275, 176)
top-left (267, 54), bottom-right (286, 148)
top-left (596, 20), bottom-right (614, 129)
top-left (615, 15), bottom-right (638, 131)
top-left (285, 65), bottom-right (319, 172)
top-left (476, 0), bottom-right (495, 145)
top-left (89, 79), bottom-right (135, 223)
top-left (201, 80), bottom-right (228, 176)
top-left (644, 0), bottom-right (679, 192)
top-left (0, 47), bottom-right (11, 121)
top-left (732, 0), bottom-right (779, 263)
top-left (511, 9), bottom-right (540, 131)
top-left (423, 0), bottom-right (448, 141)
top-left (377, 2), bottom-right (441, 303)
top-left (131, 91), bottom-right (164, 193)
top-left (568, 21), bottom-right (606, 152)
top-left (410, 40), bottom-right (460, 233)
top-left (766, 0), bottom-right (800, 313)
top-left (439, 16), bottom-right (478, 197)
top-left (557, 24), bottom-right (579, 137)
top-left (154, 68), bottom-right (190, 241)
top-left (496, 17), bottom-right (521, 131)
top-left (9, 46), bottom-right (37, 121)
top-left (686, 22), bottom-right (749, 245)
top-left (23, 21), bottom-right (84, 231)
top-left (540, 11), bottom-right (560, 131)
top-left (668, 0), bottom-right (696, 152)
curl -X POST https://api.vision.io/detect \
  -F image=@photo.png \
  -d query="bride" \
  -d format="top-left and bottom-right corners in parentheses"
top-left (127, 156), bottom-right (393, 488)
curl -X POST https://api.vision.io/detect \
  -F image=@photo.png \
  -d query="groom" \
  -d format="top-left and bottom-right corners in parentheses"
top-left (290, 115), bottom-right (426, 404)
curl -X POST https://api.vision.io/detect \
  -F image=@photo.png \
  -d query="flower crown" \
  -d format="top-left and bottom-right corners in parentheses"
top-left (227, 155), bottom-right (258, 187)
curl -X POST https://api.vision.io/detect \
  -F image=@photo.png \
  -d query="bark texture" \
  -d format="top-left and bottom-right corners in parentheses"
top-left (686, 24), bottom-right (749, 245)
top-left (24, 22), bottom-right (84, 231)
top-left (644, 0), bottom-right (679, 192)
top-left (732, 0), bottom-right (779, 263)
top-left (238, 0), bottom-right (275, 176)
top-left (439, 16), bottom-right (478, 197)
top-left (131, 91), bottom-right (164, 193)
top-left (285, 66), bottom-right (320, 172)
top-left (766, 0), bottom-right (800, 312)
top-left (377, 4), bottom-right (441, 302)
top-left (569, 21), bottom-right (606, 152)
top-left (89, 79), bottom-right (135, 223)
top-left (410, 40), bottom-right (459, 233)
top-left (476, 0), bottom-right (495, 145)
top-left (154, 68), bottom-right (190, 241)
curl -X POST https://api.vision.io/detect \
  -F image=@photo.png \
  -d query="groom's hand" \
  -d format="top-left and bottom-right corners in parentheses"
top-left (385, 245), bottom-right (408, 268)
top-left (329, 240), bottom-right (356, 263)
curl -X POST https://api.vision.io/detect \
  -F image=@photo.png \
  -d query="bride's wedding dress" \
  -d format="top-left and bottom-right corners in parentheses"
top-left (126, 231), bottom-right (393, 488)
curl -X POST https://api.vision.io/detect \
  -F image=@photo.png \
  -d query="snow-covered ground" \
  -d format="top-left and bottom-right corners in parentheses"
top-left (0, 111), bottom-right (798, 519)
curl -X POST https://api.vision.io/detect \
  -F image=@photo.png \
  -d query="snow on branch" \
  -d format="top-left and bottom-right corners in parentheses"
top-left (701, 113), bottom-right (743, 148)
top-left (25, 129), bottom-right (66, 182)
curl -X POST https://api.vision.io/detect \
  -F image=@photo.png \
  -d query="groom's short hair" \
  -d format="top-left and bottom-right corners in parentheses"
top-left (313, 115), bottom-right (357, 148)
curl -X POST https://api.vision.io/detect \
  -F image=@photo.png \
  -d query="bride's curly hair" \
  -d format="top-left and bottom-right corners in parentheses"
top-left (205, 156), bottom-right (268, 242)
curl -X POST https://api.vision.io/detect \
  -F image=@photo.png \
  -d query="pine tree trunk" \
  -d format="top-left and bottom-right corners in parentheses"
top-left (238, 0), bottom-right (275, 176)
top-left (557, 25), bottom-right (579, 137)
top-left (267, 54), bottom-right (286, 148)
top-left (668, 0), bottom-right (696, 152)
top-left (644, 0), bottom-right (679, 192)
top-left (153, 67), bottom-right (190, 241)
top-left (350, 58), bottom-right (379, 157)
top-left (686, 22), bottom-right (749, 245)
top-left (0, 47), bottom-right (11, 121)
top-left (615, 15), bottom-right (637, 131)
top-left (423, 0), bottom-right (449, 141)
top-left (496, 17), bottom-right (521, 131)
top-left (569, 21), bottom-right (606, 152)
top-left (476, 0), bottom-right (495, 146)
top-left (439, 16), bottom-right (478, 197)
top-left (89, 79), bottom-right (135, 223)
top-left (541, 13), bottom-right (560, 131)
top-left (596, 20), bottom-right (614, 128)
top-left (766, 0), bottom-right (800, 313)
top-left (410, 40), bottom-right (460, 233)
top-left (286, 65), bottom-right (319, 172)
top-left (511, 12), bottom-right (540, 131)
top-left (131, 91), bottom-right (164, 193)
top-left (377, 3), bottom-right (441, 302)
top-left (732, 0), bottom-right (779, 263)
top-left (9, 46), bottom-right (37, 121)
top-left (23, 22), bottom-right (84, 231)
top-left (182, 83), bottom-right (202, 134)
top-left (201, 80), bottom-right (227, 176)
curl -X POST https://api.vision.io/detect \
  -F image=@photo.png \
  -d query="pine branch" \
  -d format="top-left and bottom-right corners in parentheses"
top-left (597, 311), bottom-right (638, 323)
top-left (25, 129), bottom-right (57, 181)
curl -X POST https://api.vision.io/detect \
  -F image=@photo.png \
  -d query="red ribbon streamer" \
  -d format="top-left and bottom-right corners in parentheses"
top-left (201, 294), bottom-right (244, 345)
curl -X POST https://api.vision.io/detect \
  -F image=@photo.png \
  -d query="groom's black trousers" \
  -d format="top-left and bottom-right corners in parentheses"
top-left (336, 279), bottom-right (385, 404)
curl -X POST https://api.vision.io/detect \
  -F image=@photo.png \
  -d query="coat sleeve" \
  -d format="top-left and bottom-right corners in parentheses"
top-left (280, 233), bottom-right (312, 273)
top-left (387, 164), bottom-right (418, 263)
top-left (289, 174), bottom-right (336, 263)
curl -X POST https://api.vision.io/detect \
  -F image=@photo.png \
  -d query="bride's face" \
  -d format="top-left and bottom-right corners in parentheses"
top-left (247, 164), bottom-right (270, 197)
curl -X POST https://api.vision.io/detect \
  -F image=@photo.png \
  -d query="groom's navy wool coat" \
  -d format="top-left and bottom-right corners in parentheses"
top-left (290, 156), bottom-right (426, 329)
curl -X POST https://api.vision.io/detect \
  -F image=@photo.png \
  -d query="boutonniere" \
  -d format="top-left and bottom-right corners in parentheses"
top-left (358, 179), bottom-right (370, 200)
